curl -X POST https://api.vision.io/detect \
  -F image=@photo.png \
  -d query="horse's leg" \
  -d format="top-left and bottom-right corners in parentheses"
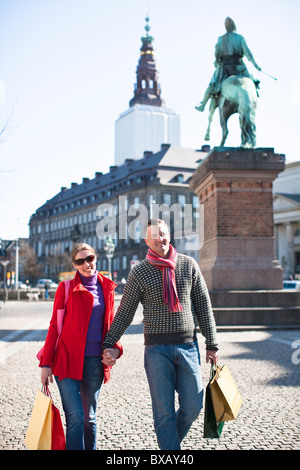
top-left (204, 98), bottom-right (217, 140)
top-left (239, 113), bottom-right (247, 147)
top-left (220, 110), bottom-right (228, 146)
top-left (204, 123), bottom-right (211, 141)
top-left (248, 104), bottom-right (257, 147)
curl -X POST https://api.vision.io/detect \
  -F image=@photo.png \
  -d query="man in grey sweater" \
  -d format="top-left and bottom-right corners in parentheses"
top-left (102, 219), bottom-right (219, 450)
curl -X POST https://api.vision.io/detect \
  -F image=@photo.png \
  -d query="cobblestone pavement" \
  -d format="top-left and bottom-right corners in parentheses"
top-left (0, 300), bottom-right (300, 451)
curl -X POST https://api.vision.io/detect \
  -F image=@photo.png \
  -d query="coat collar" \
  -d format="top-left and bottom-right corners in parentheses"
top-left (73, 270), bottom-right (117, 292)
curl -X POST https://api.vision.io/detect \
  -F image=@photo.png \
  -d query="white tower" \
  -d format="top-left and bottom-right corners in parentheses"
top-left (114, 16), bottom-right (181, 166)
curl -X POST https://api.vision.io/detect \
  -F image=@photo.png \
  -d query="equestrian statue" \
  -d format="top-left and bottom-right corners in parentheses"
top-left (196, 17), bottom-right (262, 148)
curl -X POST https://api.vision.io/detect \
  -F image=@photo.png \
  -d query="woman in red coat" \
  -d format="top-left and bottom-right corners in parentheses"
top-left (40, 242), bottom-right (122, 450)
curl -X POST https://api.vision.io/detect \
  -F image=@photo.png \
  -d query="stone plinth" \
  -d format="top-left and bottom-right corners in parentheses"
top-left (209, 290), bottom-right (300, 326)
top-left (190, 147), bottom-right (285, 291)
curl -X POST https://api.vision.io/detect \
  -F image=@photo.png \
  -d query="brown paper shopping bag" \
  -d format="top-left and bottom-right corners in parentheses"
top-left (210, 363), bottom-right (242, 422)
top-left (203, 363), bottom-right (225, 439)
top-left (25, 389), bottom-right (52, 450)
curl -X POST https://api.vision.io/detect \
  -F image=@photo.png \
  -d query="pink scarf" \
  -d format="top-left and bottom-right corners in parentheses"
top-left (146, 244), bottom-right (183, 313)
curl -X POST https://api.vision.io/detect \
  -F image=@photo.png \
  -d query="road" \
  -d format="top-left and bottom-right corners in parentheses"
top-left (0, 299), bottom-right (300, 451)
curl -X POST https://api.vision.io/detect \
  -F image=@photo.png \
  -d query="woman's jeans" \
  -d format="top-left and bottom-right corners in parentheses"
top-left (144, 342), bottom-right (203, 450)
top-left (55, 356), bottom-right (104, 450)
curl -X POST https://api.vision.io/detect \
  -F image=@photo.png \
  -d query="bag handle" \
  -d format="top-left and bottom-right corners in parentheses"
top-left (209, 362), bottom-right (216, 380)
top-left (209, 362), bottom-right (223, 380)
top-left (214, 363), bottom-right (223, 379)
top-left (64, 280), bottom-right (70, 308)
top-left (41, 385), bottom-right (52, 400)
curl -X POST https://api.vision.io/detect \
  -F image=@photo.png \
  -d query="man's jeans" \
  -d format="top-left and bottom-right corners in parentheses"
top-left (144, 342), bottom-right (203, 450)
top-left (55, 356), bottom-right (104, 450)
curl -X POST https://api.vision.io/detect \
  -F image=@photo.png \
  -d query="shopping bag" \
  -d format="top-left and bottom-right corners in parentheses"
top-left (25, 389), bottom-right (52, 449)
top-left (203, 364), bottom-right (225, 439)
top-left (25, 386), bottom-right (65, 450)
top-left (210, 363), bottom-right (242, 422)
top-left (51, 402), bottom-right (66, 450)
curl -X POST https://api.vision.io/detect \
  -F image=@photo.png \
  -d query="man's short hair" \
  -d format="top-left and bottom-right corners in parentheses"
top-left (145, 218), bottom-right (169, 238)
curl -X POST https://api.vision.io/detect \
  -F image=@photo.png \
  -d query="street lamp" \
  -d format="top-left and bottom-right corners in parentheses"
top-left (150, 199), bottom-right (156, 219)
top-left (104, 237), bottom-right (115, 280)
top-left (1, 260), bottom-right (9, 301)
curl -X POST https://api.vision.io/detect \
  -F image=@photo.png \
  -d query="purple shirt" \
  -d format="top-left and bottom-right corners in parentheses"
top-left (79, 271), bottom-right (105, 356)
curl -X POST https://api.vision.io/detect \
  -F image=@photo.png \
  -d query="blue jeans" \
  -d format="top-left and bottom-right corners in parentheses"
top-left (144, 342), bottom-right (203, 450)
top-left (55, 356), bottom-right (104, 450)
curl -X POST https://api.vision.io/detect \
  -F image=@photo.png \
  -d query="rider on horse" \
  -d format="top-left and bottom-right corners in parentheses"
top-left (196, 17), bottom-right (261, 114)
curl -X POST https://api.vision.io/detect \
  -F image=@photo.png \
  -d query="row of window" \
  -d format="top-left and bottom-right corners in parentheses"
top-left (31, 194), bottom-right (200, 236)
top-left (43, 172), bottom-right (162, 218)
top-left (34, 235), bottom-right (112, 258)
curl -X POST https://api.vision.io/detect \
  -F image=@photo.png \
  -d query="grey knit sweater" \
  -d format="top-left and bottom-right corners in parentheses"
top-left (103, 253), bottom-right (218, 350)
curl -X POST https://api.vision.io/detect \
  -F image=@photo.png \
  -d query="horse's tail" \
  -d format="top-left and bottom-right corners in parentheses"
top-left (239, 80), bottom-right (257, 147)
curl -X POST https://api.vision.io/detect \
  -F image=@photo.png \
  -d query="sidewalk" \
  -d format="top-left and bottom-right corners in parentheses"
top-left (98, 321), bottom-right (300, 451)
top-left (0, 301), bottom-right (299, 451)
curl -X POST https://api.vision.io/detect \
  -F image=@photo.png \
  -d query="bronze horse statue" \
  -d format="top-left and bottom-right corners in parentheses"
top-left (204, 75), bottom-right (257, 148)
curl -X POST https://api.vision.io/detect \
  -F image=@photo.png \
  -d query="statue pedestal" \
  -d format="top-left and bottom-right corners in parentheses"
top-left (190, 147), bottom-right (285, 291)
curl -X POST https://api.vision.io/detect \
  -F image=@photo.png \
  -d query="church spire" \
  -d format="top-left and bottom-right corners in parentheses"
top-left (129, 14), bottom-right (164, 108)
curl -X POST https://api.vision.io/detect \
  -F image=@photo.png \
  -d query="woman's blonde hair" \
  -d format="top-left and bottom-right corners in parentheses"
top-left (71, 242), bottom-right (96, 264)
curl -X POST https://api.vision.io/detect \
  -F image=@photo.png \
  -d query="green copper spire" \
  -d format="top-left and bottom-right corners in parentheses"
top-left (142, 11), bottom-right (153, 42)
top-left (129, 11), bottom-right (164, 108)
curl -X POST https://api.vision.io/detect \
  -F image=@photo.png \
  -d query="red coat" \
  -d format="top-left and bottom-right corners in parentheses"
top-left (39, 271), bottom-right (123, 383)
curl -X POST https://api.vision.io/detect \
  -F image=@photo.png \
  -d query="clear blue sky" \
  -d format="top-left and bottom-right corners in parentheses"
top-left (1, 0), bottom-right (299, 240)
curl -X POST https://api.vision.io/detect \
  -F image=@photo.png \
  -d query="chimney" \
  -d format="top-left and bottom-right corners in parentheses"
top-left (161, 143), bottom-right (171, 150)
top-left (143, 151), bottom-right (153, 159)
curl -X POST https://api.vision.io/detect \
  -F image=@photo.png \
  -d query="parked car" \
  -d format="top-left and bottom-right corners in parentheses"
top-left (18, 281), bottom-right (29, 290)
top-left (283, 280), bottom-right (300, 291)
top-left (36, 278), bottom-right (58, 289)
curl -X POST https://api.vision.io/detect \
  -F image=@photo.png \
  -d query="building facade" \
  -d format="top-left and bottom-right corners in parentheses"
top-left (29, 15), bottom-right (206, 282)
top-left (273, 161), bottom-right (300, 279)
top-left (29, 145), bottom-right (208, 281)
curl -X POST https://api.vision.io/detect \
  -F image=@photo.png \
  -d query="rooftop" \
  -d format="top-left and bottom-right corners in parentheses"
top-left (31, 145), bottom-right (209, 219)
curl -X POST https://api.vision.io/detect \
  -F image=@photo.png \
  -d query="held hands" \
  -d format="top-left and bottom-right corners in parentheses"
top-left (40, 349), bottom-right (120, 385)
top-left (102, 348), bottom-right (120, 367)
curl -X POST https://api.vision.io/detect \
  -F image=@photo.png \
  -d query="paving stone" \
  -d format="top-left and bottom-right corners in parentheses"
top-left (0, 300), bottom-right (299, 451)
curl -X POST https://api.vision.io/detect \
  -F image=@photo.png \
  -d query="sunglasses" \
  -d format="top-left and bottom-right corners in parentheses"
top-left (74, 255), bottom-right (95, 266)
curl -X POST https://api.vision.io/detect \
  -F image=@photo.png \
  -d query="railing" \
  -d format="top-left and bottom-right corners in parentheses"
top-left (0, 288), bottom-right (57, 302)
